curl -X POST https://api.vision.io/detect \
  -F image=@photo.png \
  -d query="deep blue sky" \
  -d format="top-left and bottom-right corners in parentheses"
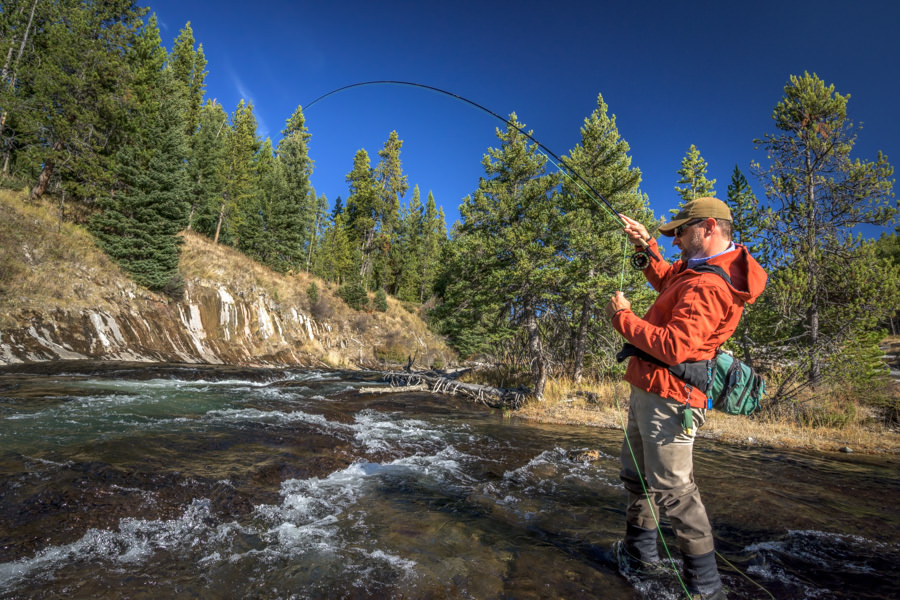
top-left (147, 0), bottom-right (899, 244)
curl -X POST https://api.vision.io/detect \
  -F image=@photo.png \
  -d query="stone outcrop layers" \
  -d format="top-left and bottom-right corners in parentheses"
top-left (0, 279), bottom-right (451, 369)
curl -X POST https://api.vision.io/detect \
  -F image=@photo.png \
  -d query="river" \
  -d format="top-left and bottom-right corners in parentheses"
top-left (0, 362), bottom-right (897, 599)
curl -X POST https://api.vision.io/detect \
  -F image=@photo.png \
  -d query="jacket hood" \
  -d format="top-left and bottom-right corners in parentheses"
top-left (681, 244), bottom-right (768, 304)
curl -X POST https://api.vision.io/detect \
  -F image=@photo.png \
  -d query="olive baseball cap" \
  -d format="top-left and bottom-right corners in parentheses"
top-left (657, 196), bottom-right (732, 236)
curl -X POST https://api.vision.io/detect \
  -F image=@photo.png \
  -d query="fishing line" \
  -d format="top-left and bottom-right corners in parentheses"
top-left (304, 80), bottom-right (660, 271)
top-left (309, 80), bottom-right (772, 598)
top-left (717, 552), bottom-right (776, 599)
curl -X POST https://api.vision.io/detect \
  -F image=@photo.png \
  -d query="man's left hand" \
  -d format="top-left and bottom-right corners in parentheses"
top-left (605, 291), bottom-right (631, 320)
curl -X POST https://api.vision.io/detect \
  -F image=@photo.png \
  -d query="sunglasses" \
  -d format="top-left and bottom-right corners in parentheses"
top-left (674, 218), bottom-right (706, 237)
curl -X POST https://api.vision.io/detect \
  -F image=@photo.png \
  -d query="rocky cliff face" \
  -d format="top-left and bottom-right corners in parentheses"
top-left (0, 192), bottom-right (455, 369)
top-left (2, 282), bottom-right (321, 365)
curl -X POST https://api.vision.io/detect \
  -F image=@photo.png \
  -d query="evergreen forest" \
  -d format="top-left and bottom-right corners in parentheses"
top-left (1, 2), bottom-right (898, 412)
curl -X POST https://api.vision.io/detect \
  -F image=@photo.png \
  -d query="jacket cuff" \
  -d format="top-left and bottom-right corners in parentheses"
top-left (612, 308), bottom-right (631, 332)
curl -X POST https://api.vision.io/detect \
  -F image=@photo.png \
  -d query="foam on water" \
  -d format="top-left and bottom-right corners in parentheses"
top-left (747, 529), bottom-right (885, 572)
top-left (59, 369), bottom-right (336, 396)
top-left (0, 499), bottom-right (227, 593)
top-left (351, 408), bottom-right (456, 453)
top-left (0, 451), bottom-right (448, 595)
top-left (205, 407), bottom-right (347, 432)
top-left (0, 371), bottom-right (350, 455)
top-left (0, 402), bottom-right (475, 595)
top-left (4, 393), bottom-right (150, 421)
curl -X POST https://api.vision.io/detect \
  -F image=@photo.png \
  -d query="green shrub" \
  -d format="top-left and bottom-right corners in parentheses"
top-left (337, 282), bottom-right (368, 311)
top-left (307, 281), bottom-right (319, 305)
top-left (374, 344), bottom-right (407, 364)
top-left (828, 330), bottom-right (891, 388)
top-left (374, 289), bottom-right (388, 312)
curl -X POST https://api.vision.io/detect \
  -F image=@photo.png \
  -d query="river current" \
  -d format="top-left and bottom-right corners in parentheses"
top-left (0, 362), bottom-right (897, 599)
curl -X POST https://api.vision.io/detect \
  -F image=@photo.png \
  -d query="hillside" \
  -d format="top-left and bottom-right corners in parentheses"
top-left (0, 190), bottom-right (457, 369)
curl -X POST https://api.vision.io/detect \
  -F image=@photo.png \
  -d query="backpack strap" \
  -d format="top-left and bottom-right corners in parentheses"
top-left (616, 343), bottom-right (667, 368)
top-left (616, 343), bottom-right (712, 393)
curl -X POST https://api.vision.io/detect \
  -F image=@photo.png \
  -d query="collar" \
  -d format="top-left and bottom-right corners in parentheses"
top-left (686, 242), bottom-right (736, 269)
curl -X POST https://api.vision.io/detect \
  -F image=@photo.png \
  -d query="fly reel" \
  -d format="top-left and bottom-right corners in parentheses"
top-left (630, 250), bottom-right (651, 270)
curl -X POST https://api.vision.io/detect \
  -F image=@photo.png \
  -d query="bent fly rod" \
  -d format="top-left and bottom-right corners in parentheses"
top-left (304, 80), bottom-right (660, 266)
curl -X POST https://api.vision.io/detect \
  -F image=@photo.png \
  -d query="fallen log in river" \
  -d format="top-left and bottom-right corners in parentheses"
top-left (359, 370), bottom-right (528, 410)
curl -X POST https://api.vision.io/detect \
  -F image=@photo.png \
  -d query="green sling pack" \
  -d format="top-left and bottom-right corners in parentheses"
top-left (615, 262), bottom-right (766, 416)
top-left (707, 350), bottom-right (765, 415)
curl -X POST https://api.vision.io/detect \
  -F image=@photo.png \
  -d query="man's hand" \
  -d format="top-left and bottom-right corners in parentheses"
top-left (618, 214), bottom-right (650, 246)
top-left (605, 291), bottom-right (631, 320)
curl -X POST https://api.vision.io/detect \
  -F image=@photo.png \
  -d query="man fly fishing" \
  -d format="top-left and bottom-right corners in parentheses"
top-left (305, 81), bottom-right (772, 597)
top-left (604, 197), bottom-right (768, 600)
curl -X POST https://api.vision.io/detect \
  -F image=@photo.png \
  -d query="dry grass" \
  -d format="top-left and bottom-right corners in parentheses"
top-left (0, 190), bottom-right (137, 325)
top-left (512, 375), bottom-right (900, 454)
top-left (180, 231), bottom-right (311, 307)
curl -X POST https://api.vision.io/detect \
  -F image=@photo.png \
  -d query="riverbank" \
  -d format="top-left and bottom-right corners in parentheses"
top-left (510, 377), bottom-right (900, 455)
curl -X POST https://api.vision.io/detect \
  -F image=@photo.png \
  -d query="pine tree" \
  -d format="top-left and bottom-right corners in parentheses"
top-left (753, 72), bottom-right (897, 387)
top-left (437, 114), bottom-right (561, 397)
top-left (168, 21), bottom-right (207, 137)
top-left (8, 1), bottom-right (144, 204)
top-left (559, 93), bottom-right (658, 381)
top-left (725, 165), bottom-right (764, 253)
top-left (216, 100), bottom-right (260, 246)
top-left (314, 208), bottom-right (354, 285)
top-left (373, 131), bottom-right (407, 292)
top-left (239, 137), bottom-right (278, 263)
top-left (90, 56), bottom-right (189, 295)
top-left (344, 149), bottom-right (379, 284)
top-left (674, 144), bottom-right (716, 203)
top-left (124, 13), bottom-right (168, 151)
top-left (305, 191), bottom-right (328, 273)
top-left (187, 99), bottom-right (228, 234)
top-left (273, 105), bottom-right (314, 271)
top-left (873, 230), bottom-right (899, 334)
top-left (418, 192), bottom-right (447, 302)
top-left (331, 196), bottom-right (344, 221)
top-left (0, 0), bottom-right (41, 176)
top-left (394, 185), bottom-right (424, 301)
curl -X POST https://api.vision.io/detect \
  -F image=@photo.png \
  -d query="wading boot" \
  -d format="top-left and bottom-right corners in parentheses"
top-left (683, 549), bottom-right (726, 599)
top-left (616, 524), bottom-right (664, 576)
top-left (689, 588), bottom-right (727, 600)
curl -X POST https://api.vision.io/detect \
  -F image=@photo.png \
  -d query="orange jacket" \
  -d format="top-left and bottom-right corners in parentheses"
top-left (612, 238), bottom-right (768, 408)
